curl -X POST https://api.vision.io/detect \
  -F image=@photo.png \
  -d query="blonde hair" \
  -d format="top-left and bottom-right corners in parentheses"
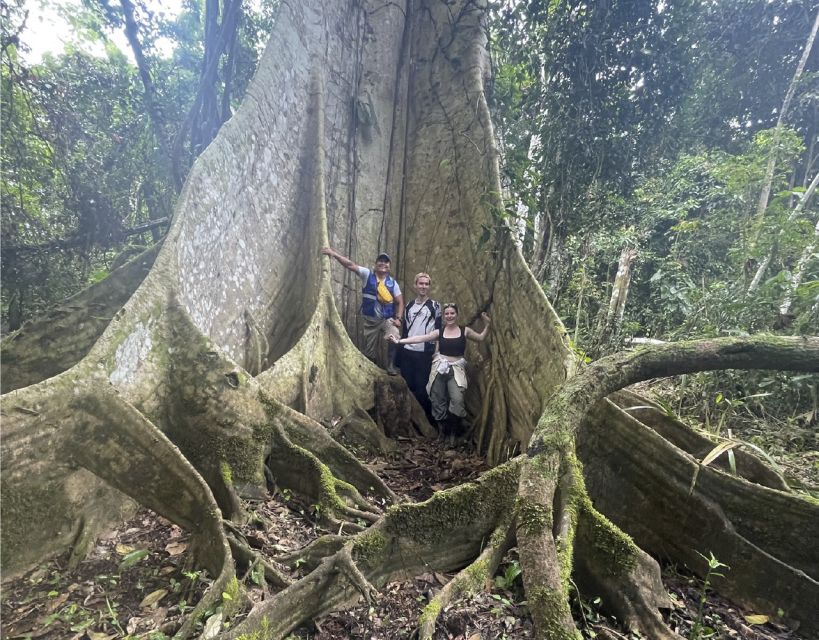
top-left (414, 272), bottom-right (431, 284)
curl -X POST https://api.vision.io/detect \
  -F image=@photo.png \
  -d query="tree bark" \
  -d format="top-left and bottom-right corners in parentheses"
top-left (1, 2), bottom-right (817, 640)
top-left (595, 246), bottom-right (636, 353)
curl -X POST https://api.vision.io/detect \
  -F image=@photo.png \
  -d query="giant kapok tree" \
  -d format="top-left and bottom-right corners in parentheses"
top-left (2, 1), bottom-right (817, 639)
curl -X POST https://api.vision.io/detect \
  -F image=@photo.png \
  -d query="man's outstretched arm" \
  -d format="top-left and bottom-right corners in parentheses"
top-left (321, 247), bottom-right (360, 273)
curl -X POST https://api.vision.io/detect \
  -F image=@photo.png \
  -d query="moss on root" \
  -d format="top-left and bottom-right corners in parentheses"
top-left (463, 558), bottom-right (490, 589)
top-left (385, 461), bottom-right (520, 545)
top-left (419, 599), bottom-right (443, 628)
top-left (515, 497), bottom-right (553, 535)
top-left (222, 576), bottom-right (243, 619)
top-left (579, 498), bottom-right (639, 577)
top-left (557, 454), bottom-right (584, 583)
top-left (528, 586), bottom-right (582, 640)
top-left (352, 528), bottom-right (388, 566)
top-left (221, 461), bottom-right (234, 486)
top-left (235, 616), bottom-right (273, 640)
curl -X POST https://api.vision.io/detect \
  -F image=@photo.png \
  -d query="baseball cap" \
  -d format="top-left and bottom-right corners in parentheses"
top-left (375, 252), bottom-right (391, 263)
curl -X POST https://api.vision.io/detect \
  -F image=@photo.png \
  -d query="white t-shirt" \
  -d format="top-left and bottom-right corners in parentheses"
top-left (357, 267), bottom-right (402, 318)
top-left (403, 298), bottom-right (440, 352)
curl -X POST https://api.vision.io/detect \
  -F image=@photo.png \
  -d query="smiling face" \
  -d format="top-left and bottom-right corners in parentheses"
top-left (374, 259), bottom-right (390, 276)
top-left (414, 274), bottom-right (430, 298)
top-left (443, 305), bottom-right (458, 325)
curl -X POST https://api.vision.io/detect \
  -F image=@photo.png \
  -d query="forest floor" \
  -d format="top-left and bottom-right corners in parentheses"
top-left (1, 432), bottom-right (813, 640)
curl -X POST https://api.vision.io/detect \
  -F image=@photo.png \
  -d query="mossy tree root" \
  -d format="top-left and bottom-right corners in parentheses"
top-left (265, 415), bottom-right (381, 530)
top-left (417, 519), bottom-right (515, 640)
top-left (574, 499), bottom-right (679, 640)
top-left (164, 302), bottom-right (394, 524)
top-left (609, 389), bottom-right (788, 491)
top-left (221, 460), bottom-right (522, 640)
top-left (581, 399), bottom-right (819, 634)
top-left (516, 451), bottom-right (579, 640)
top-left (278, 403), bottom-right (398, 504)
top-left (1, 376), bottom-right (238, 639)
top-left (518, 336), bottom-right (819, 640)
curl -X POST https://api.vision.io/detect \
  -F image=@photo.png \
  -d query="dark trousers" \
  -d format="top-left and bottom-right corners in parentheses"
top-left (399, 348), bottom-right (433, 419)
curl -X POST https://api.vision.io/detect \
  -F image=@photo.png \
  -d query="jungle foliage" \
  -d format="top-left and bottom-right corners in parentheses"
top-left (1, 0), bottom-right (276, 329)
top-left (489, 0), bottom-right (819, 417)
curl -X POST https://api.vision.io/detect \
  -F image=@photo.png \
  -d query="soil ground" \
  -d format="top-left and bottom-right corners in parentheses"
top-left (1, 435), bottom-right (812, 640)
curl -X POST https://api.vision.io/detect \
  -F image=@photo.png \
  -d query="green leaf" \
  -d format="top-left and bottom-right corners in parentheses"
top-left (140, 588), bottom-right (168, 608)
top-left (118, 548), bottom-right (150, 571)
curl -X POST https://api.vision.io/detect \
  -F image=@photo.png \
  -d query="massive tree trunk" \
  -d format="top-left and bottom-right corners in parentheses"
top-left (2, 1), bottom-right (817, 639)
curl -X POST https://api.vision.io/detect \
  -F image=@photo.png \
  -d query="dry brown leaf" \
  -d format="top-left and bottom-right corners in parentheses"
top-left (126, 616), bottom-right (142, 635)
top-left (434, 572), bottom-right (449, 586)
top-left (139, 588), bottom-right (168, 609)
top-left (150, 606), bottom-right (169, 627)
top-left (744, 614), bottom-right (769, 625)
top-left (468, 633), bottom-right (482, 640)
top-left (114, 543), bottom-right (135, 555)
top-left (85, 631), bottom-right (115, 640)
top-left (164, 541), bottom-right (188, 556)
top-left (46, 592), bottom-right (69, 611)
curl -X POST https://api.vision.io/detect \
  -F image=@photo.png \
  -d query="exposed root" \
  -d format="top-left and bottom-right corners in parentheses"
top-left (276, 535), bottom-right (346, 572)
top-left (610, 390), bottom-right (788, 491)
top-left (225, 530), bottom-right (293, 590)
top-left (335, 545), bottom-right (378, 602)
top-left (176, 562), bottom-right (237, 640)
top-left (333, 480), bottom-right (381, 519)
top-left (417, 519), bottom-right (515, 640)
top-left (574, 500), bottom-right (680, 640)
top-left (223, 460), bottom-right (521, 639)
top-left (278, 403), bottom-right (398, 504)
top-left (266, 416), bottom-right (384, 528)
top-left (330, 406), bottom-right (399, 455)
top-left (516, 336), bottom-right (819, 639)
top-left (516, 451), bottom-right (578, 640)
top-left (581, 398), bottom-right (819, 635)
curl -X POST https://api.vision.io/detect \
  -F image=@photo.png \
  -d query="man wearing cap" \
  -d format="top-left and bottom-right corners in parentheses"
top-left (321, 246), bottom-right (404, 374)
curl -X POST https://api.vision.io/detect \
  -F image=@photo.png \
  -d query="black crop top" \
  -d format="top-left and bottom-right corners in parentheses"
top-left (439, 326), bottom-right (466, 357)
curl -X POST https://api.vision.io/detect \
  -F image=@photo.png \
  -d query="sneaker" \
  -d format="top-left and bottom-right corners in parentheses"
top-left (386, 364), bottom-right (400, 376)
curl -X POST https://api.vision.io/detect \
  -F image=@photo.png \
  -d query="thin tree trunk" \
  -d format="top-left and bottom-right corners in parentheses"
top-left (779, 216), bottom-right (819, 317)
top-left (597, 247), bottom-right (637, 352)
top-left (752, 9), bottom-right (819, 227)
top-left (171, 0), bottom-right (242, 188)
top-left (118, 0), bottom-right (171, 163)
top-left (749, 170), bottom-right (819, 291)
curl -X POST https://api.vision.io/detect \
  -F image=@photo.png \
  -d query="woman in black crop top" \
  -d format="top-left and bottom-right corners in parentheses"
top-left (390, 303), bottom-right (490, 443)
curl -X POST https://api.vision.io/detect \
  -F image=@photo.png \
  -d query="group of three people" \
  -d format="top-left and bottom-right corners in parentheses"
top-left (321, 246), bottom-right (490, 442)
